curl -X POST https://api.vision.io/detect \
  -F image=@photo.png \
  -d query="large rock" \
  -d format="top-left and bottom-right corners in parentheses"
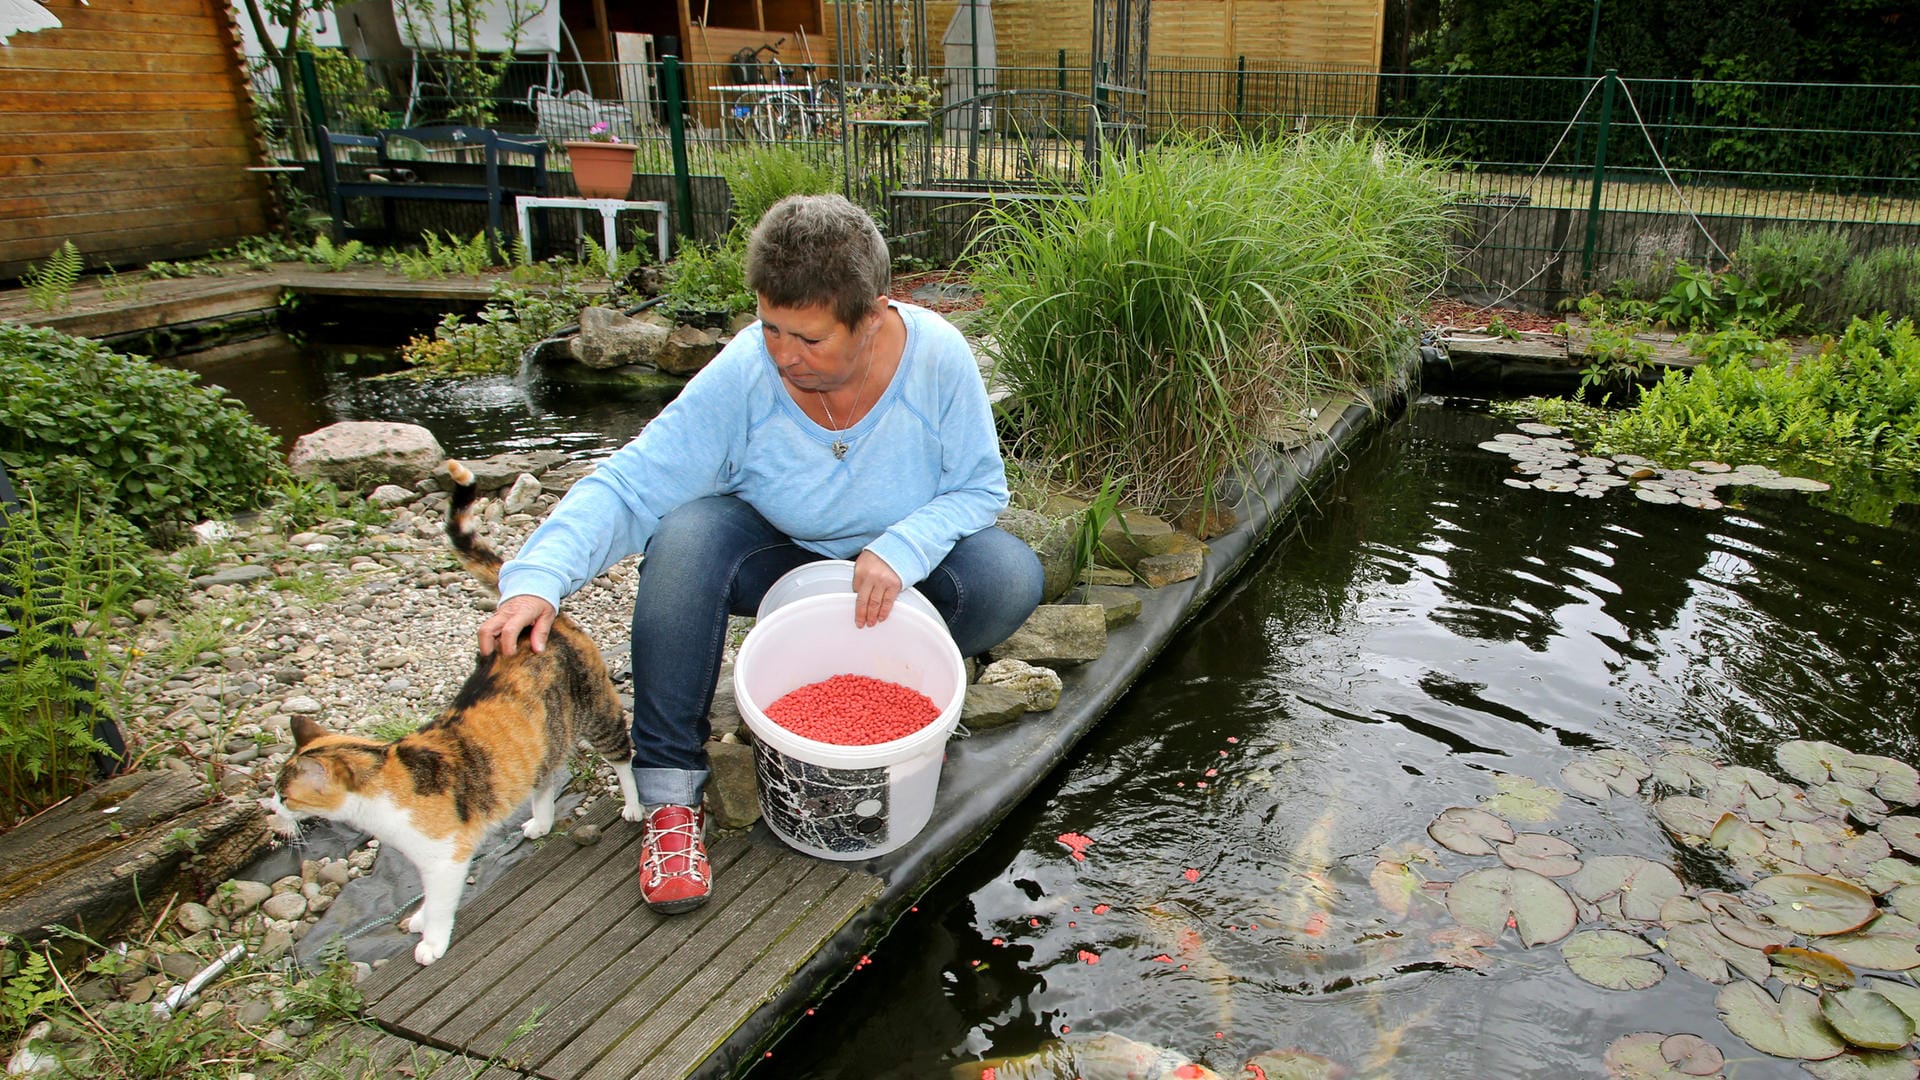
top-left (960, 682), bottom-right (1029, 730)
top-left (1097, 510), bottom-right (1174, 569)
top-left (1061, 584), bottom-right (1142, 628)
top-left (998, 507), bottom-right (1080, 603)
top-left (978, 658), bottom-right (1063, 711)
top-left (288, 421), bottom-right (444, 491)
top-left (705, 741), bottom-right (761, 829)
top-left (1138, 550), bottom-right (1204, 587)
top-left (569, 306), bottom-right (670, 370)
top-left (989, 605), bottom-right (1107, 666)
top-left (656, 325), bottom-right (725, 376)
top-left (502, 473), bottom-right (543, 515)
top-left (450, 450), bottom-right (569, 491)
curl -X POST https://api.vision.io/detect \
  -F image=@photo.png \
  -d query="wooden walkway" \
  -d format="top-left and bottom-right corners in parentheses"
top-left (357, 800), bottom-right (881, 1080)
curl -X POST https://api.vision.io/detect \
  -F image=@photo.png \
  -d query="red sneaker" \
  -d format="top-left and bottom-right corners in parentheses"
top-left (639, 804), bottom-right (711, 913)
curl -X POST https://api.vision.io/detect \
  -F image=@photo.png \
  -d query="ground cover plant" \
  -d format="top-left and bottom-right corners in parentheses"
top-left (400, 278), bottom-right (597, 376)
top-left (974, 130), bottom-right (1452, 511)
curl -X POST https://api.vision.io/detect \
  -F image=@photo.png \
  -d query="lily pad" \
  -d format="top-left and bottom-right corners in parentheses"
top-left (1654, 751), bottom-right (1722, 794)
top-left (1479, 440), bottom-right (1521, 454)
top-left (1769, 946), bottom-right (1860, 988)
top-left (1567, 753), bottom-right (1653, 801)
top-left (1479, 773), bottom-right (1564, 823)
top-left (1754, 875), bottom-right (1881, 937)
top-left (1429, 925), bottom-right (1497, 969)
top-left (1517, 422), bottom-right (1562, 435)
top-left (1781, 742), bottom-right (1880, 789)
top-left (1663, 921), bottom-right (1773, 984)
top-left (1657, 796), bottom-right (1726, 840)
top-left (1603, 1032), bottom-right (1726, 1080)
top-left (1864, 861), bottom-right (1920, 896)
top-left (1710, 813), bottom-right (1770, 859)
top-left (1821, 988), bottom-right (1917, 1051)
top-left (1822, 914), bottom-right (1920, 972)
top-left (1889, 886), bottom-right (1920, 922)
top-left (1565, 930), bottom-right (1666, 990)
top-left (1712, 901), bottom-right (1796, 950)
top-left (1428, 806), bottom-right (1516, 856)
top-left (1801, 1050), bottom-right (1920, 1080)
top-left (1881, 819), bottom-right (1920, 860)
top-left (1447, 866), bottom-right (1578, 947)
top-left (1637, 487), bottom-right (1681, 505)
top-left (1499, 833), bottom-right (1583, 877)
top-left (1861, 978), bottom-right (1920, 1028)
top-left (1570, 856), bottom-right (1686, 923)
top-left (1371, 859), bottom-right (1423, 918)
top-left (1812, 783), bottom-right (1892, 826)
top-left (1854, 756), bottom-right (1920, 807)
top-left (1807, 834), bottom-right (1896, 882)
top-left (1715, 982), bottom-right (1847, 1060)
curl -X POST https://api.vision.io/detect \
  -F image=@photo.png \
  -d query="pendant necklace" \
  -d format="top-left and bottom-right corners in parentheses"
top-left (816, 342), bottom-right (876, 461)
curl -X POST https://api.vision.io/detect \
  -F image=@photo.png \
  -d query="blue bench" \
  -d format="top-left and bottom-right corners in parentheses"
top-left (317, 125), bottom-right (548, 261)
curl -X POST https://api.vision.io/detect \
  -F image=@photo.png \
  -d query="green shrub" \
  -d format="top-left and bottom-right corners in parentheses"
top-left (1839, 245), bottom-right (1920, 327)
top-left (1600, 317), bottom-right (1920, 469)
top-left (0, 325), bottom-right (284, 529)
top-left (0, 496), bottom-right (143, 821)
top-left (719, 144), bottom-right (845, 236)
top-left (974, 131), bottom-right (1451, 509)
top-left (1732, 225), bottom-right (1851, 331)
top-left (401, 280), bottom-right (594, 376)
top-left (661, 239), bottom-right (754, 318)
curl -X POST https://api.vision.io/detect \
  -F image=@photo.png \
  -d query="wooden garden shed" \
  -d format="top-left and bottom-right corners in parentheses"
top-left (0, 0), bottom-right (275, 280)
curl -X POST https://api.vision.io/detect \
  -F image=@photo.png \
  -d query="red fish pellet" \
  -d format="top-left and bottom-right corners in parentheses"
top-left (765, 674), bottom-right (940, 745)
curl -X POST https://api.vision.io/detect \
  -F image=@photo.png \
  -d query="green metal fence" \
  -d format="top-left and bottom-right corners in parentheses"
top-left (256, 50), bottom-right (1920, 306)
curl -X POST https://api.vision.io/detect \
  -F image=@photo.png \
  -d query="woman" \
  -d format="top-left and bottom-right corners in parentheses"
top-left (478, 194), bottom-right (1044, 912)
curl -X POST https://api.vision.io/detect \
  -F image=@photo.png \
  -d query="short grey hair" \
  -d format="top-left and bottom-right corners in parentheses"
top-left (745, 194), bottom-right (890, 330)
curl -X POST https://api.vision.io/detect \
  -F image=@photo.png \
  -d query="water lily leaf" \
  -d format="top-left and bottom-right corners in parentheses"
top-left (1713, 901), bottom-right (1796, 950)
top-left (1480, 773), bottom-right (1564, 823)
top-left (1781, 742), bottom-right (1880, 789)
top-left (1715, 982), bottom-right (1847, 1060)
top-left (1854, 756), bottom-right (1920, 808)
top-left (1655, 751), bottom-right (1722, 794)
top-left (1447, 866), bottom-right (1577, 947)
top-left (1823, 914), bottom-right (1920, 972)
top-left (1768, 946), bottom-right (1860, 988)
top-left (1812, 783), bottom-right (1893, 826)
top-left (1499, 833), bottom-right (1582, 877)
top-left (1371, 859), bottom-right (1423, 918)
top-left (1889, 886), bottom-right (1920, 922)
top-left (1603, 1032), bottom-right (1726, 1079)
top-left (1664, 921), bottom-right (1773, 984)
top-left (1565, 930), bottom-right (1666, 990)
top-left (1428, 806), bottom-right (1516, 856)
top-left (1821, 988), bottom-right (1917, 1050)
top-left (1801, 1050), bottom-right (1920, 1080)
top-left (1429, 925), bottom-right (1497, 969)
top-left (1567, 754), bottom-right (1650, 801)
top-left (1657, 796), bottom-right (1726, 840)
top-left (1753, 875), bottom-right (1880, 936)
top-left (1861, 978), bottom-right (1920, 1028)
top-left (1865, 862), bottom-right (1920, 896)
top-left (1711, 813), bottom-right (1770, 859)
top-left (1664, 895), bottom-right (1713, 927)
top-left (1807, 835), bottom-right (1896, 883)
top-left (1722, 765), bottom-right (1785, 800)
top-left (1881, 820), bottom-right (1920, 860)
top-left (1571, 856), bottom-right (1686, 922)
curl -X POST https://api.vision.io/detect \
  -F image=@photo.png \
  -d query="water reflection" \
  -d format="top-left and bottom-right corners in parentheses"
top-left (167, 334), bottom-right (666, 460)
top-left (768, 398), bottom-right (1920, 1079)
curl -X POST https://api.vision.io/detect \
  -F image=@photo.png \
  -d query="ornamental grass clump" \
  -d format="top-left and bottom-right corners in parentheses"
top-left (973, 131), bottom-right (1451, 510)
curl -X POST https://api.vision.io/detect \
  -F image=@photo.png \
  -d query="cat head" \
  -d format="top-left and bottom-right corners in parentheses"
top-left (265, 715), bottom-right (381, 835)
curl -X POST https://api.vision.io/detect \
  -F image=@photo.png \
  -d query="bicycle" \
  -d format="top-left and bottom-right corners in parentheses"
top-left (725, 40), bottom-right (840, 142)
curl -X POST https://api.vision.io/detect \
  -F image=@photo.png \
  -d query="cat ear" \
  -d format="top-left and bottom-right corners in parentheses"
top-left (291, 716), bottom-right (327, 748)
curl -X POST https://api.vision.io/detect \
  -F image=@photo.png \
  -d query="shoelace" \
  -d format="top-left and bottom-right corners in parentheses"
top-left (643, 813), bottom-right (707, 884)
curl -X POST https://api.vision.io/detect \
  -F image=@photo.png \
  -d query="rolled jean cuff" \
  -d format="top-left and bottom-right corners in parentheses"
top-left (633, 767), bottom-right (709, 808)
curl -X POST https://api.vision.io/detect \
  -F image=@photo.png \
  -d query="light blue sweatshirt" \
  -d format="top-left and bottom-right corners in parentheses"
top-left (498, 301), bottom-right (1009, 611)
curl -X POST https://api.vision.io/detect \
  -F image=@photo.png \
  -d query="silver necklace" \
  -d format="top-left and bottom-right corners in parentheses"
top-left (816, 344), bottom-right (877, 461)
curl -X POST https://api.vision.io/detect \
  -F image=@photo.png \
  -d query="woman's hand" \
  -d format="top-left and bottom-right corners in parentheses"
top-left (852, 550), bottom-right (902, 629)
top-left (479, 594), bottom-right (556, 656)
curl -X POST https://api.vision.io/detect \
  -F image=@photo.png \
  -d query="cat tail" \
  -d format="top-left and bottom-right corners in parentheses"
top-left (444, 459), bottom-right (503, 589)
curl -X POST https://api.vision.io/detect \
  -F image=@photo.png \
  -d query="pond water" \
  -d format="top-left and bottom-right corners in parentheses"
top-left (167, 333), bottom-right (661, 460)
top-left (762, 399), bottom-right (1920, 1079)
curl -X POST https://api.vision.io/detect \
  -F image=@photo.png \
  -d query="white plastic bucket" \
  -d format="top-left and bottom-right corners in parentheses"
top-left (754, 559), bottom-right (939, 622)
top-left (734, 592), bottom-right (964, 860)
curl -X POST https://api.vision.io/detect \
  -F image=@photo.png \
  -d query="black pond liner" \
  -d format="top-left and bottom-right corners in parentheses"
top-left (694, 349), bottom-right (1426, 1079)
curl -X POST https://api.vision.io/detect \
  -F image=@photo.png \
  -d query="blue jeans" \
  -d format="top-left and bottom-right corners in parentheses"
top-left (628, 495), bottom-right (1044, 806)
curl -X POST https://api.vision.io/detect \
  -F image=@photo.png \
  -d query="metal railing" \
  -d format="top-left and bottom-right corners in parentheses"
top-left (256, 51), bottom-right (1920, 305)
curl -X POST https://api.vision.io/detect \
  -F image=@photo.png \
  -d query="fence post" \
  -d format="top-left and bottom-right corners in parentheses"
top-left (663, 55), bottom-right (695, 249)
top-left (1057, 49), bottom-right (1066, 92)
top-left (1580, 68), bottom-right (1617, 289)
top-left (1234, 55), bottom-right (1246, 128)
top-left (294, 50), bottom-right (326, 159)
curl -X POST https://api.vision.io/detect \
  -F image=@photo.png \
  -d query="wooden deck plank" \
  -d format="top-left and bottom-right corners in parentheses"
top-left (362, 801), bottom-right (625, 1006)
top-left (468, 837), bottom-right (769, 1068)
top-left (419, 822), bottom-right (653, 1042)
top-left (444, 838), bottom-right (759, 1056)
top-left (537, 848), bottom-right (821, 1078)
top-left (574, 859), bottom-right (855, 1080)
top-left (644, 869), bottom-right (883, 1078)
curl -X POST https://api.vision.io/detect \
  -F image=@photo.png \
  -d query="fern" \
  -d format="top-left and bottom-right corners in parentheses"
top-left (581, 237), bottom-right (647, 280)
top-left (310, 236), bottom-right (365, 272)
top-left (2, 949), bottom-right (62, 1043)
top-left (22, 242), bottom-right (81, 313)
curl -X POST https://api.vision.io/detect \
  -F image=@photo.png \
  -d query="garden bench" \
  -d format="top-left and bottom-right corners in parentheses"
top-left (317, 125), bottom-right (548, 262)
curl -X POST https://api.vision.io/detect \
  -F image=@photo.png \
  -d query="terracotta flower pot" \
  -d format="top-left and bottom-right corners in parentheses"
top-left (564, 141), bottom-right (639, 199)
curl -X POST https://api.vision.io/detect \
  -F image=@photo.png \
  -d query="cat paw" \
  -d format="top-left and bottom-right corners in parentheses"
top-left (398, 914), bottom-right (416, 934)
top-left (521, 818), bottom-right (551, 840)
top-left (414, 938), bottom-right (445, 965)
top-left (620, 802), bottom-right (645, 823)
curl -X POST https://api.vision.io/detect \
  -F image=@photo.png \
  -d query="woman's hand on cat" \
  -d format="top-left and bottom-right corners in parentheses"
top-left (479, 594), bottom-right (556, 656)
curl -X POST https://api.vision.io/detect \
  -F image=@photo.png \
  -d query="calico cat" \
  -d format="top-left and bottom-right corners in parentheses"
top-left (267, 460), bottom-right (642, 964)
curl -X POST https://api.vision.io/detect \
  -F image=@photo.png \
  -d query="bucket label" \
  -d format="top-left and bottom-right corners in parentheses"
top-left (754, 745), bottom-right (891, 854)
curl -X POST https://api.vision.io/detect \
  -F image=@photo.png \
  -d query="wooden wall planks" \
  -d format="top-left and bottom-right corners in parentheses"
top-left (0, 0), bottom-right (273, 279)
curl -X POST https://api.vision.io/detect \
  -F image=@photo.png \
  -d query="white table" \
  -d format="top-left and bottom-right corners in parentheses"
top-left (514, 195), bottom-right (670, 274)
